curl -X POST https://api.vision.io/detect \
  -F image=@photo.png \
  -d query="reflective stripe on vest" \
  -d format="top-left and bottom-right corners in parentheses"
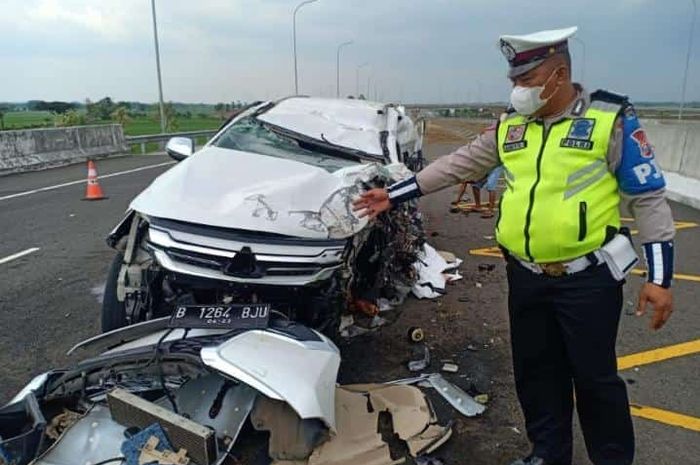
top-left (496, 101), bottom-right (622, 263)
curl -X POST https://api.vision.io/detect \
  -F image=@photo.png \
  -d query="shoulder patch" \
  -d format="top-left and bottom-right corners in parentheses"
top-left (616, 112), bottom-right (666, 195)
top-left (590, 89), bottom-right (629, 105)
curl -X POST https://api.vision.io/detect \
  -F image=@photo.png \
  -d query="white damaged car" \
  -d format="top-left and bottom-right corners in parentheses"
top-left (102, 97), bottom-right (427, 335)
top-left (0, 316), bottom-right (457, 465)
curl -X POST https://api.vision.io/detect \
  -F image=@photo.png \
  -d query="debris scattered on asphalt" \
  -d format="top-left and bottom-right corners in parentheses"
top-left (437, 250), bottom-right (457, 263)
top-left (389, 373), bottom-right (486, 417)
top-left (408, 326), bottom-right (425, 343)
top-left (474, 394), bottom-right (489, 404)
top-left (478, 263), bottom-right (496, 272)
top-left (441, 363), bottom-right (459, 373)
top-left (475, 282), bottom-right (483, 288)
top-left (408, 344), bottom-right (431, 372)
top-left (416, 455), bottom-right (446, 465)
top-left (427, 374), bottom-right (486, 417)
top-left (443, 270), bottom-right (463, 283)
top-left (412, 244), bottom-right (463, 299)
top-left (369, 316), bottom-right (387, 328)
top-left (483, 235), bottom-right (495, 240)
top-left (466, 344), bottom-right (479, 352)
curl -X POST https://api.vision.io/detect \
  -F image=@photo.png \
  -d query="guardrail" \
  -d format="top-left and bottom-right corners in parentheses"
top-left (125, 129), bottom-right (218, 154)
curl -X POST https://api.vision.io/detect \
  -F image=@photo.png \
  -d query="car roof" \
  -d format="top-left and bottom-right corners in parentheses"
top-left (257, 96), bottom-right (405, 157)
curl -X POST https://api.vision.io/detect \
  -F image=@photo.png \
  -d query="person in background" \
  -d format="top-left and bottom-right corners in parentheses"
top-left (453, 165), bottom-right (504, 218)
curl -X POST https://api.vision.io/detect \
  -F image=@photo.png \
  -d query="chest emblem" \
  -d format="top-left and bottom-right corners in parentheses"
top-left (561, 118), bottom-right (595, 150)
top-left (503, 124), bottom-right (528, 152)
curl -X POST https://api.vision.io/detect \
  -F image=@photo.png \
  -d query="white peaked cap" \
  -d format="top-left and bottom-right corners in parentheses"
top-left (499, 26), bottom-right (578, 77)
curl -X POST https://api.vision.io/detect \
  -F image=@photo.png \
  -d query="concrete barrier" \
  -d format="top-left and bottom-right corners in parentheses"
top-left (642, 119), bottom-right (689, 174)
top-left (0, 124), bottom-right (128, 175)
top-left (641, 119), bottom-right (700, 209)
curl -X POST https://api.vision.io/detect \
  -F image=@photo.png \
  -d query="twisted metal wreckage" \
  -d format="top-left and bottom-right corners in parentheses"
top-left (0, 98), bottom-right (480, 465)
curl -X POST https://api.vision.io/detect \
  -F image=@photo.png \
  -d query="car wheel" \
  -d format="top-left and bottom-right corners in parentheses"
top-left (101, 252), bottom-right (127, 333)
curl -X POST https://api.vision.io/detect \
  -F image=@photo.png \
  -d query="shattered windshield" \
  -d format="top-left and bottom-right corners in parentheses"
top-left (212, 117), bottom-right (359, 172)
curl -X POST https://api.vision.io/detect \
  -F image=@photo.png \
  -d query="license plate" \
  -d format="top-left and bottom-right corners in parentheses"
top-left (168, 304), bottom-right (270, 329)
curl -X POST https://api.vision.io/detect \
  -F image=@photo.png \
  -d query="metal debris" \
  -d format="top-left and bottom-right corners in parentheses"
top-left (407, 326), bottom-right (425, 343)
top-left (427, 374), bottom-right (486, 417)
top-left (408, 345), bottom-right (431, 372)
top-left (388, 373), bottom-right (486, 417)
top-left (441, 363), bottom-right (459, 374)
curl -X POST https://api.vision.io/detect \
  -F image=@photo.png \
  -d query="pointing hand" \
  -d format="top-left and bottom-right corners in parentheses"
top-left (352, 188), bottom-right (392, 219)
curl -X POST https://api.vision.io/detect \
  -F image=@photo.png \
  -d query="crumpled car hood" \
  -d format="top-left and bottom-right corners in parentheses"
top-left (130, 146), bottom-right (410, 239)
top-left (257, 97), bottom-right (388, 157)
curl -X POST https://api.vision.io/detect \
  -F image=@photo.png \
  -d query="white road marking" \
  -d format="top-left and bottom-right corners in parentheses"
top-left (0, 247), bottom-right (40, 265)
top-left (0, 161), bottom-right (176, 202)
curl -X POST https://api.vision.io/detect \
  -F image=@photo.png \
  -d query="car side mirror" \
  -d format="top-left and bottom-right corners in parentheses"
top-left (166, 137), bottom-right (194, 161)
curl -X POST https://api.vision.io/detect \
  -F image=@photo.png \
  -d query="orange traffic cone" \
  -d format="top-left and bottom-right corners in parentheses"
top-left (83, 159), bottom-right (107, 201)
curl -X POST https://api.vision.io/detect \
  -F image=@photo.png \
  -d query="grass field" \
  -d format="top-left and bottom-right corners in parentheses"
top-left (123, 116), bottom-right (222, 135)
top-left (3, 111), bottom-right (56, 129)
top-left (1, 111), bottom-right (225, 154)
top-left (1, 111), bottom-right (223, 135)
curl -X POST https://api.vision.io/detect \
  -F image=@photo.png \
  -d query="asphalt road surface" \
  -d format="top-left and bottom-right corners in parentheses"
top-left (0, 139), bottom-right (698, 464)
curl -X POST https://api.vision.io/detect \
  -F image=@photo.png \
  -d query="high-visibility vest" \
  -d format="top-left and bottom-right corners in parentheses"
top-left (496, 97), bottom-right (622, 263)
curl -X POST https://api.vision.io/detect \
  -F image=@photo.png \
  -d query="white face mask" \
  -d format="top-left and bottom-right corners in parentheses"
top-left (509, 68), bottom-right (561, 116)
top-left (509, 85), bottom-right (548, 115)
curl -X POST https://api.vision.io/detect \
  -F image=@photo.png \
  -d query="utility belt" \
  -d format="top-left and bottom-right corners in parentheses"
top-left (504, 230), bottom-right (639, 280)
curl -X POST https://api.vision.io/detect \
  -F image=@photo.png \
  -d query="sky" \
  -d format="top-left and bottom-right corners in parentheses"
top-left (1, 0), bottom-right (698, 104)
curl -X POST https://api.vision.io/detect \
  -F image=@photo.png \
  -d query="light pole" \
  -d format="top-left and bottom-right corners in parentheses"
top-left (366, 69), bottom-right (372, 99)
top-left (679, 0), bottom-right (697, 120)
top-left (356, 62), bottom-right (369, 97)
top-left (336, 41), bottom-right (353, 98)
top-left (572, 37), bottom-right (586, 84)
top-left (150, 0), bottom-right (166, 133)
top-left (293, 0), bottom-right (319, 95)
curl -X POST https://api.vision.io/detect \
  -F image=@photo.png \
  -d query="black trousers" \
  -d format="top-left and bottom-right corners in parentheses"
top-left (506, 257), bottom-right (634, 465)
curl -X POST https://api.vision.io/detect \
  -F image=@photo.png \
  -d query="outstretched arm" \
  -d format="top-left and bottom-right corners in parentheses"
top-left (354, 123), bottom-right (501, 218)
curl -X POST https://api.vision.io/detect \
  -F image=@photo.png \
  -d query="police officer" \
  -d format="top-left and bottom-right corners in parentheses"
top-left (353, 27), bottom-right (675, 465)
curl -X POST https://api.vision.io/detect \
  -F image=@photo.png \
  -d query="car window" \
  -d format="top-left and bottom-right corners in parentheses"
top-left (212, 117), bottom-right (359, 172)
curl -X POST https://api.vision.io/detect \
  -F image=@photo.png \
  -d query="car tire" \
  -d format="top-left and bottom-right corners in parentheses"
top-left (101, 252), bottom-right (128, 333)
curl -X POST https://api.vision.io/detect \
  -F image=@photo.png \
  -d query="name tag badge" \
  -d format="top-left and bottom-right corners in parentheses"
top-left (561, 118), bottom-right (595, 151)
top-left (503, 124), bottom-right (527, 152)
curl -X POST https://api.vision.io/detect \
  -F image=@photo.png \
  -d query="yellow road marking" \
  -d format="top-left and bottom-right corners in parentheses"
top-left (468, 248), bottom-right (700, 283)
top-left (469, 246), bottom-right (502, 258)
top-left (617, 339), bottom-right (700, 371)
top-left (629, 221), bottom-right (698, 235)
top-left (630, 268), bottom-right (700, 283)
top-left (452, 201), bottom-right (498, 211)
top-left (630, 404), bottom-right (700, 432)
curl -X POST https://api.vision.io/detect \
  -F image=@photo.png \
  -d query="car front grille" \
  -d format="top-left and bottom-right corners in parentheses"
top-left (146, 219), bottom-right (346, 286)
